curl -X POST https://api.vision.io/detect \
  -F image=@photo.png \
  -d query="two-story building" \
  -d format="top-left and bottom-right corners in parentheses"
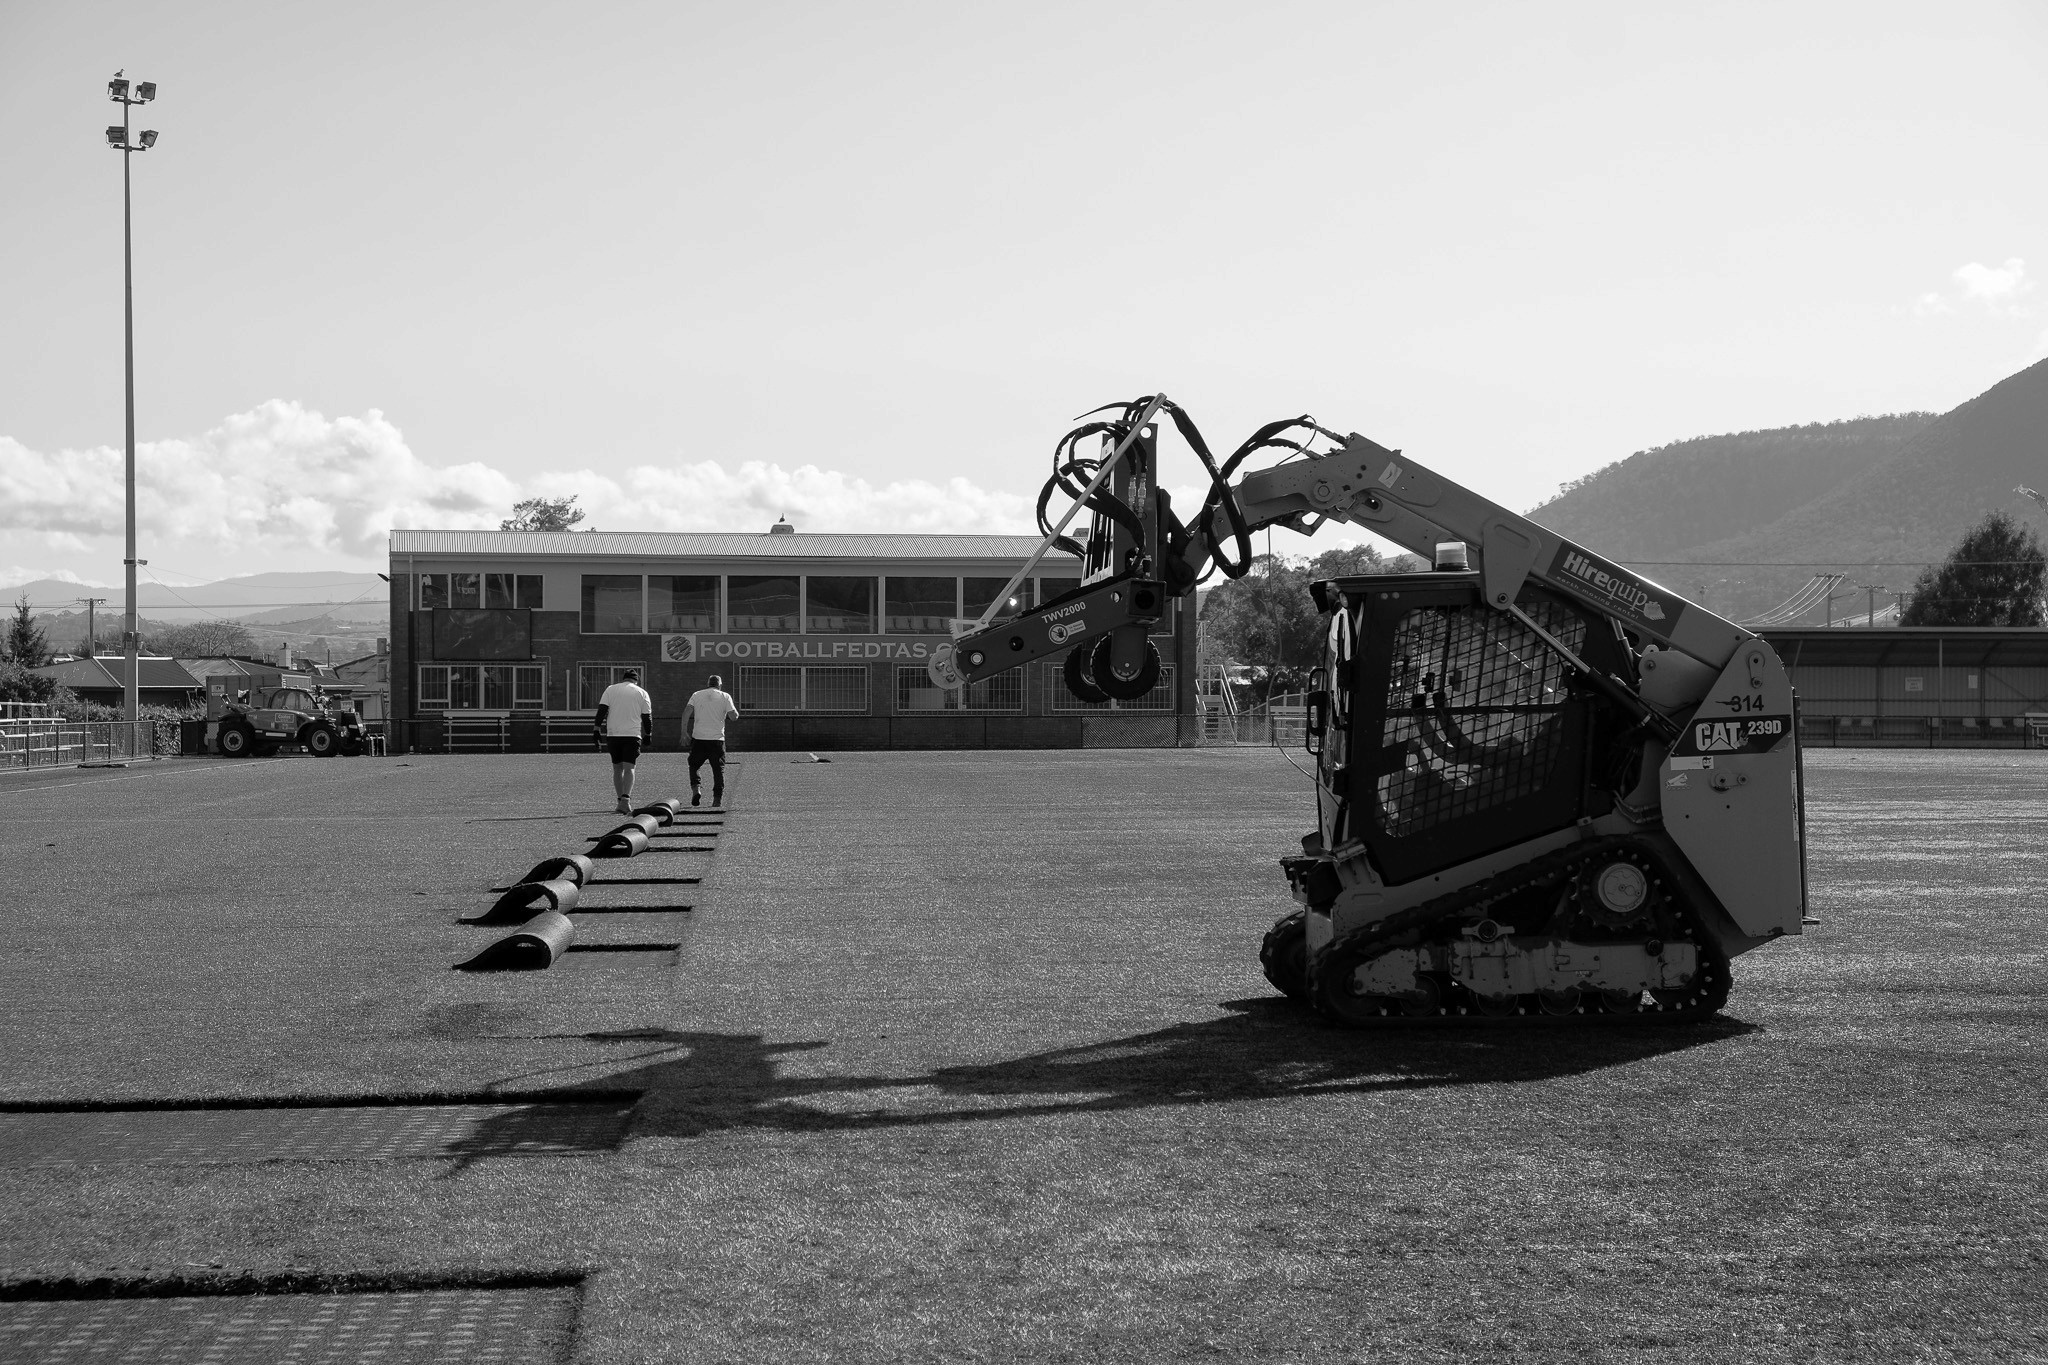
top-left (387, 523), bottom-right (1196, 753)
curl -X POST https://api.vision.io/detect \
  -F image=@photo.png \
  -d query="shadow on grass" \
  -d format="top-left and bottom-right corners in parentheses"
top-left (462, 999), bottom-right (1758, 1146)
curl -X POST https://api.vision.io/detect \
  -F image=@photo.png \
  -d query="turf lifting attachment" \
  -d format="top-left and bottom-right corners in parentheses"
top-left (455, 909), bottom-right (576, 971)
top-left (514, 854), bottom-right (594, 888)
top-left (464, 878), bottom-right (582, 926)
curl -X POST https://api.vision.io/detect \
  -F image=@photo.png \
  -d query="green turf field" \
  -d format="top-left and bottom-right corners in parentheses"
top-left (1, 747), bottom-right (2043, 1363)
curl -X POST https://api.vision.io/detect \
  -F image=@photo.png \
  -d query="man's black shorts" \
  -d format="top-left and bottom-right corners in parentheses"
top-left (606, 736), bottom-right (643, 764)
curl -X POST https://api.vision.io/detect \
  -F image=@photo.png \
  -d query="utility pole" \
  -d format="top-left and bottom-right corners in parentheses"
top-left (105, 73), bottom-right (159, 728)
top-left (75, 597), bottom-right (109, 655)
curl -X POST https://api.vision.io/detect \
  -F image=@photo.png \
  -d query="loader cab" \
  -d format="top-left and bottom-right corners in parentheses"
top-left (1309, 572), bottom-right (1637, 886)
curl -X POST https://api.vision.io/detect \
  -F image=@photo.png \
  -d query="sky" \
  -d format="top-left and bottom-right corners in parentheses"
top-left (2, 0), bottom-right (2044, 592)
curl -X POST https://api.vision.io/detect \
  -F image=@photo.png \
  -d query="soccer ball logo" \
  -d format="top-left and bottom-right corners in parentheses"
top-left (661, 634), bottom-right (696, 663)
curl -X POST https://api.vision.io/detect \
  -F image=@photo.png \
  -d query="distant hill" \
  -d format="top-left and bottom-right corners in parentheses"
top-left (1527, 415), bottom-right (1937, 563)
top-left (1528, 359), bottom-right (2048, 620)
top-left (4, 571), bottom-right (384, 622)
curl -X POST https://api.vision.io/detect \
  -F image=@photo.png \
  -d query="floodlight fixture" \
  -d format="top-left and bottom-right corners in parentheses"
top-left (108, 76), bottom-right (130, 101)
top-left (136, 82), bottom-right (156, 102)
top-left (106, 126), bottom-right (126, 148)
top-left (138, 129), bottom-right (157, 149)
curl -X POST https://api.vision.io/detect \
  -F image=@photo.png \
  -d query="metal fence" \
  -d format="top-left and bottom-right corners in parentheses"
top-left (1799, 714), bottom-right (2048, 747)
top-left (1200, 694), bottom-right (1308, 746)
top-left (0, 719), bottom-right (181, 770)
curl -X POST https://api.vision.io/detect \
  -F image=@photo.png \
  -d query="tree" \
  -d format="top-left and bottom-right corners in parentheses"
top-left (0, 658), bottom-right (58, 704)
top-left (1899, 511), bottom-right (2047, 627)
top-left (502, 496), bottom-right (586, 532)
top-left (1201, 545), bottom-right (1428, 699)
top-left (1199, 556), bottom-right (1321, 699)
top-left (150, 619), bottom-right (256, 659)
top-left (5, 592), bottom-right (50, 667)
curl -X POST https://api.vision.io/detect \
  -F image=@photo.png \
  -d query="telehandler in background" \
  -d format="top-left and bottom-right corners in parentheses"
top-left (932, 394), bottom-right (1807, 1024)
top-left (206, 670), bottom-right (368, 758)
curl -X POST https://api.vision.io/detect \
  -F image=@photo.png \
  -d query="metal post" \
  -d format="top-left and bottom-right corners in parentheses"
top-left (77, 597), bottom-right (107, 655)
top-left (122, 94), bottom-right (138, 727)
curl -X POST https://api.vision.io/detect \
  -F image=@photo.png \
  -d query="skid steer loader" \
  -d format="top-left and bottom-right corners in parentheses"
top-left (932, 395), bottom-right (1806, 1024)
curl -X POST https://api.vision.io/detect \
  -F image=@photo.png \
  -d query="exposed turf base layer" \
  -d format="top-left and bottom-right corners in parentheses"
top-left (0, 1283), bottom-right (580, 1365)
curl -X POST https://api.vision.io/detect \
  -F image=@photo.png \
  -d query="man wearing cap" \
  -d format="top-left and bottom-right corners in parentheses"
top-left (681, 673), bottom-right (739, 808)
top-left (593, 667), bottom-right (655, 815)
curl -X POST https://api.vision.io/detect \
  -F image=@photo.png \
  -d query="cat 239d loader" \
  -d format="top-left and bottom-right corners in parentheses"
top-left (930, 394), bottom-right (1807, 1024)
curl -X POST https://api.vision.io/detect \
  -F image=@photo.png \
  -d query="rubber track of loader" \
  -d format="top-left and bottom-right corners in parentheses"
top-left (1302, 835), bottom-right (1733, 1028)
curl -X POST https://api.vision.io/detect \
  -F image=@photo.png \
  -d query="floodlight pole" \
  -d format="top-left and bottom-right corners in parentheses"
top-left (106, 74), bottom-right (156, 730)
top-left (121, 92), bottom-right (137, 725)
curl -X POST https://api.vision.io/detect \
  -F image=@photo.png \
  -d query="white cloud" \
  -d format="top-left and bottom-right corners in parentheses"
top-left (0, 400), bottom-right (1038, 571)
top-left (1916, 257), bottom-right (2035, 317)
top-left (1953, 257), bottom-right (2032, 309)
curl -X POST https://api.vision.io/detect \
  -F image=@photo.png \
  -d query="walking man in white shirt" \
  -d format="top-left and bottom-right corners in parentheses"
top-left (593, 667), bottom-right (655, 815)
top-left (681, 674), bottom-right (739, 808)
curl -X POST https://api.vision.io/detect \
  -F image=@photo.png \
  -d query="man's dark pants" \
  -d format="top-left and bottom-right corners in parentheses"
top-left (688, 738), bottom-right (726, 803)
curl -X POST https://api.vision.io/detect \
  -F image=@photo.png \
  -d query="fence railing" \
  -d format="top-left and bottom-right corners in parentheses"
top-left (1798, 714), bottom-right (2046, 747)
top-left (0, 719), bottom-right (181, 770)
top-left (1201, 696), bottom-right (1308, 747)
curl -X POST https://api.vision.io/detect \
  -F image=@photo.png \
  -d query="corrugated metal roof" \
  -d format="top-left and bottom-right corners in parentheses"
top-left (32, 659), bottom-right (118, 690)
top-left (389, 530), bottom-right (1078, 562)
top-left (32, 657), bottom-right (200, 690)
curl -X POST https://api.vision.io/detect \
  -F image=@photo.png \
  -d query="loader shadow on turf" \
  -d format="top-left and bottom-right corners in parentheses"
top-left (457, 1000), bottom-right (1757, 1149)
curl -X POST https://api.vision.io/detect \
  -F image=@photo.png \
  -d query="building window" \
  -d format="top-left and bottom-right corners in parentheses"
top-left (806, 576), bottom-right (875, 634)
top-left (581, 575), bottom-right (643, 634)
top-left (450, 572), bottom-right (482, 609)
top-left (484, 573), bottom-right (542, 610)
top-left (578, 664), bottom-right (643, 709)
top-left (420, 664), bottom-right (545, 712)
top-left (418, 665), bottom-right (450, 710)
top-left (739, 665), bottom-right (802, 712)
top-left (1049, 662), bottom-right (1175, 712)
top-left (728, 575), bottom-right (799, 632)
top-left (895, 666), bottom-right (1024, 712)
top-left (886, 577), bottom-right (956, 634)
top-left (963, 577), bottom-right (1030, 622)
top-left (649, 575), bottom-right (719, 632)
top-left (739, 665), bottom-right (868, 712)
top-left (419, 574), bottom-right (449, 609)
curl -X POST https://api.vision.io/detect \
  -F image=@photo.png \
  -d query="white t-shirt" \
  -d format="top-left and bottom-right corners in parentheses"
top-left (686, 687), bottom-right (739, 741)
top-left (598, 681), bottom-right (653, 737)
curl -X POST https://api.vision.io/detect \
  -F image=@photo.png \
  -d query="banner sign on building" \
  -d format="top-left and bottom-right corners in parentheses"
top-left (660, 634), bottom-right (944, 664)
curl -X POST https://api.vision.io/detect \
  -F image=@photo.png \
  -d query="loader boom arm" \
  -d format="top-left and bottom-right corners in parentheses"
top-left (933, 402), bottom-right (1754, 692)
top-left (1229, 431), bottom-right (1754, 672)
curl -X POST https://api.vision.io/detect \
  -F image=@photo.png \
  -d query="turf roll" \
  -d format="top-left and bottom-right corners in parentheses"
top-left (591, 827), bottom-right (652, 858)
top-left (515, 854), bottom-right (594, 888)
top-left (632, 799), bottom-right (682, 825)
top-left (454, 909), bottom-right (576, 971)
top-left (464, 878), bottom-right (582, 926)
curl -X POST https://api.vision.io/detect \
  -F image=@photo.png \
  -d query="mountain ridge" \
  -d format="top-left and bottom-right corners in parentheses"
top-left (1527, 359), bottom-right (2048, 620)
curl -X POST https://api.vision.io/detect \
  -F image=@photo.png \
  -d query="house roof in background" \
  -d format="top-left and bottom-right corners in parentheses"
top-left (32, 657), bottom-right (201, 690)
top-left (390, 530), bottom-right (1079, 562)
